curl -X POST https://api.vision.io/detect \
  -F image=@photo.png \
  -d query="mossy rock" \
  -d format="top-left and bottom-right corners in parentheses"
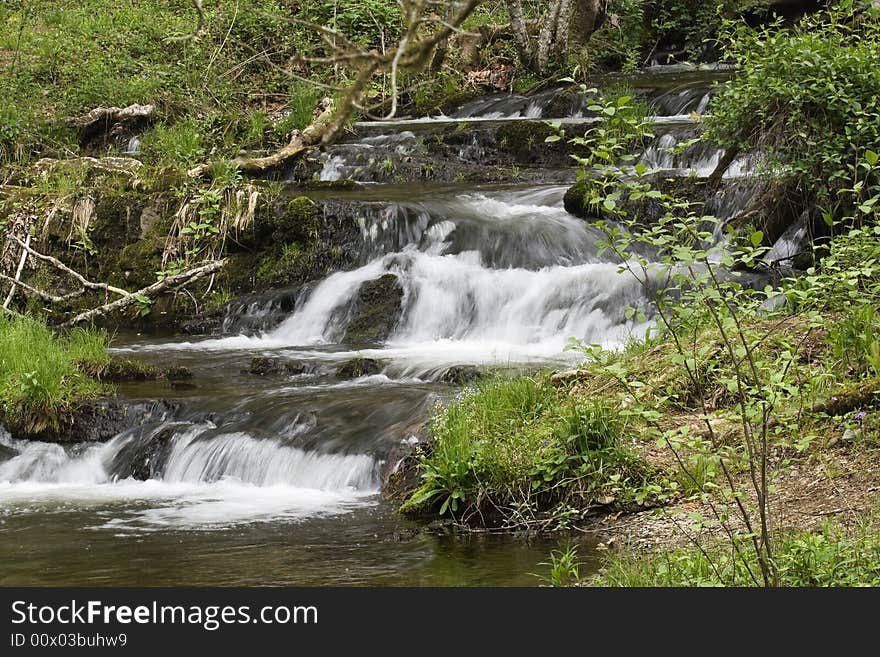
top-left (254, 242), bottom-right (309, 289)
top-left (274, 196), bottom-right (320, 243)
top-left (496, 122), bottom-right (558, 162)
top-left (118, 238), bottom-right (164, 289)
top-left (442, 365), bottom-right (483, 385)
top-left (336, 357), bottom-right (382, 379)
top-left (248, 357), bottom-right (308, 376)
top-left (342, 274), bottom-right (404, 345)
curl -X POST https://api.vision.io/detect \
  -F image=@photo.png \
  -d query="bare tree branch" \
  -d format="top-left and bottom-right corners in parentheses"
top-left (61, 259), bottom-right (226, 327)
top-left (3, 234), bottom-right (29, 310)
top-left (10, 235), bottom-right (129, 297)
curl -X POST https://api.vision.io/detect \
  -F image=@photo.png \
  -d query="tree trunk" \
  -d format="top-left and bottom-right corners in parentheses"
top-left (536, 0), bottom-right (564, 74)
top-left (505, 0), bottom-right (535, 70)
top-left (555, 0), bottom-right (577, 53)
top-left (430, 2), bottom-right (455, 71)
top-left (507, 0), bottom-right (606, 74)
top-left (570, 0), bottom-right (607, 47)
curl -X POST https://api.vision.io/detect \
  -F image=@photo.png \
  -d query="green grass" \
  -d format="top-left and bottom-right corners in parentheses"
top-left (0, 0), bottom-right (323, 166)
top-left (401, 374), bottom-right (657, 526)
top-left (0, 314), bottom-right (110, 434)
top-left (592, 519), bottom-right (880, 587)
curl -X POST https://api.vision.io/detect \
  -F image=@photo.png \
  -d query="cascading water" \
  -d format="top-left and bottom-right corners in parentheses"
top-left (0, 183), bottom-right (650, 544)
top-left (161, 186), bottom-right (651, 372)
top-left (0, 420), bottom-right (378, 531)
top-left (1, 66), bottom-right (758, 584)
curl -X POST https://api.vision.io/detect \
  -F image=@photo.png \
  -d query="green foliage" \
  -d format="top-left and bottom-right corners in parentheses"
top-left (0, 1), bottom-right (320, 164)
top-left (586, 1), bottom-right (769, 72)
top-left (276, 81), bottom-right (323, 137)
top-left (141, 120), bottom-right (205, 169)
top-left (402, 375), bottom-right (657, 527)
top-left (708, 11), bottom-right (880, 202)
top-left (828, 305), bottom-right (880, 379)
top-left (593, 519), bottom-right (880, 587)
top-left (534, 545), bottom-right (583, 587)
top-left (298, 0), bottom-right (401, 48)
top-left (0, 314), bottom-right (109, 434)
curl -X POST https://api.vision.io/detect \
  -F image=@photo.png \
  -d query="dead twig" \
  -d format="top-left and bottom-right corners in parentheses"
top-left (61, 259), bottom-right (226, 327)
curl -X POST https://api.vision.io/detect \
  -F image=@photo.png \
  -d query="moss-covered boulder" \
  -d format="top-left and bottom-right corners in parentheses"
top-left (563, 175), bottom-right (709, 222)
top-left (248, 357), bottom-right (308, 376)
top-left (342, 274), bottom-right (404, 345)
top-left (336, 357), bottom-right (382, 379)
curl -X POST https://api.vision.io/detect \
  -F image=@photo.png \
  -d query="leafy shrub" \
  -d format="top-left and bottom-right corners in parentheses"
top-left (297, 0), bottom-right (401, 48)
top-left (708, 11), bottom-right (880, 202)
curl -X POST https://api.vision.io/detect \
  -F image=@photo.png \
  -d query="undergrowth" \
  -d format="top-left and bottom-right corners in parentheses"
top-left (0, 314), bottom-right (110, 435)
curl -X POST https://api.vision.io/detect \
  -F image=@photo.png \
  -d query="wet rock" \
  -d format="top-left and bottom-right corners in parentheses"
top-left (18, 399), bottom-right (180, 444)
top-left (336, 357), bottom-right (382, 379)
top-left (165, 366), bottom-right (193, 381)
top-left (0, 443), bottom-right (19, 463)
top-left (106, 425), bottom-right (178, 481)
top-left (382, 432), bottom-right (433, 505)
top-left (248, 357), bottom-right (309, 376)
top-left (441, 366), bottom-right (483, 385)
top-left (342, 274), bottom-right (404, 345)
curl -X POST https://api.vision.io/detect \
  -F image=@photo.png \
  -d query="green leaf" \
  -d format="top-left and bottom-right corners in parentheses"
top-left (750, 230), bottom-right (764, 247)
top-left (866, 150), bottom-right (879, 166)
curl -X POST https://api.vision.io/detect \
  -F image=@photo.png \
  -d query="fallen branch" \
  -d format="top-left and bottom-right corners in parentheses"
top-left (0, 272), bottom-right (85, 304)
top-left (812, 376), bottom-right (880, 417)
top-left (61, 259), bottom-right (226, 327)
top-left (65, 104), bottom-right (154, 137)
top-left (3, 234), bottom-right (30, 310)
top-left (188, 97), bottom-right (336, 177)
top-left (11, 235), bottom-right (129, 297)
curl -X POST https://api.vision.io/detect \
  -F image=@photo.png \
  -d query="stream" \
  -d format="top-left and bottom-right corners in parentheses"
top-left (0, 66), bottom-right (778, 586)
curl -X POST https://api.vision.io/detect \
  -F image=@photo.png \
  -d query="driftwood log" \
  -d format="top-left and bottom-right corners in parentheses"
top-left (65, 104), bottom-right (154, 145)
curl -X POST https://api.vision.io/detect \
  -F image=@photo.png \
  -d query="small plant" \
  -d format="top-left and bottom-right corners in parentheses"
top-left (534, 545), bottom-right (582, 587)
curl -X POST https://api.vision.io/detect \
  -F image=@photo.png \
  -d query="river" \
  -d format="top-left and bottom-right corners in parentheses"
top-left (1, 67), bottom-right (762, 585)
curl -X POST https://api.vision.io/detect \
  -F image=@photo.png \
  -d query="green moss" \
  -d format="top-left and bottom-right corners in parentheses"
top-left (77, 358), bottom-right (159, 382)
top-left (255, 242), bottom-right (306, 288)
top-left (217, 253), bottom-right (259, 293)
top-left (117, 238), bottom-right (164, 289)
top-left (275, 197), bottom-right (320, 244)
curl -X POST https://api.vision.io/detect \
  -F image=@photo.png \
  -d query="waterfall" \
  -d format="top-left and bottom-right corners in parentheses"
top-left (0, 422), bottom-right (378, 530)
top-left (161, 186), bottom-right (650, 366)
